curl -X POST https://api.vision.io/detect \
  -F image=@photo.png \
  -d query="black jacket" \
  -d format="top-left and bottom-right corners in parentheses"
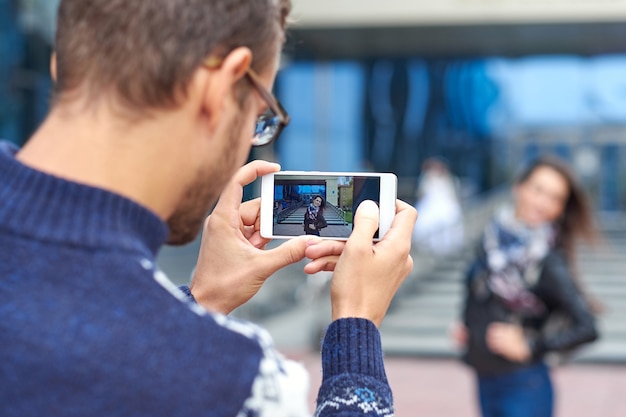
top-left (462, 248), bottom-right (599, 376)
top-left (303, 208), bottom-right (326, 232)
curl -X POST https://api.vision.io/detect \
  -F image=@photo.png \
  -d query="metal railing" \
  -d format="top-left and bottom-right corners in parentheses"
top-left (275, 201), bottom-right (304, 224)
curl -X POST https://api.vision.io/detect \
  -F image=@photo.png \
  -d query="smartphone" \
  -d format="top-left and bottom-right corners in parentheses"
top-left (260, 171), bottom-right (397, 241)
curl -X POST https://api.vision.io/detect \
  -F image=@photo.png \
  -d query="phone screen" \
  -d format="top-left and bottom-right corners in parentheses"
top-left (271, 174), bottom-right (382, 239)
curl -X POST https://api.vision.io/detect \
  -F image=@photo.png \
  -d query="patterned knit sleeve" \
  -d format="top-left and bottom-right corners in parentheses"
top-left (212, 315), bottom-right (314, 417)
top-left (176, 284), bottom-right (313, 417)
top-left (315, 318), bottom-right (394, 417)
top-left (178, 284), bottom-right (393, 416)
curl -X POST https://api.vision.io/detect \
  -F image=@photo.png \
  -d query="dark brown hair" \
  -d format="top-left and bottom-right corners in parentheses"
top-left (53, 0), bottom-right (291, 112)
top-left (311, 195), bottom-right (325, 215)
top-left (516, 155), bottom-right (597, 261)
top-left (516, 155), bottom-right (604, 313)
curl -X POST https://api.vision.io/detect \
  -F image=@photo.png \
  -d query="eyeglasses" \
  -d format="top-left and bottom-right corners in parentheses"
top-left (203, 57), bottom-right (290, 147)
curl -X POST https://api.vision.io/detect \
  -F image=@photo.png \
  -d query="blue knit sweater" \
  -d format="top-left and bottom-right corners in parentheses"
top-left (0, 141), bottom-right (394, 416)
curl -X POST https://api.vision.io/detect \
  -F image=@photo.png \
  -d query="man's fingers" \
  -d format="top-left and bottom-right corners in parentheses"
top-left (261, 236), bottom-right (308, 274)
top-left (240, 198), bottom-right (261, 226)
top-left (378, 200), bottom-right (418, 245)
top-left (304, 256), bottom-right (340, 274)
top-left (216, 160), bottom-right (280, 214)
top-left (232, 160), bottom-right (281, 187)
top-left (304, 239), bottom-right (345, 260)
top-left (246, 230), bottom-right (271, 249)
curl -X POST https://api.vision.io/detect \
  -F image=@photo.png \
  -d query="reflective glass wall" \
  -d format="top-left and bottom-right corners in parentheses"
top-left (0, 0), bottom-right (55, 147)
top-left (275, 55), bottom-right (626, 210)
top-left (2, 2), bottom-right (625, 211)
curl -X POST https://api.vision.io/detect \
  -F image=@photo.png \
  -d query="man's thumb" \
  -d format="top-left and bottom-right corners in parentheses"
top-left (350, 200), bottom-right (380, 242)
top-left (263, 236), bottom-right (308, 274)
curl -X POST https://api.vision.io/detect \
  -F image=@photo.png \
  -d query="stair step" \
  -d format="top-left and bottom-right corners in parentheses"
top-left (382, 230), bottom-right (626, 363)
top-left (381, 333), bottom-right (459, 357)
top-left (574, 340), bottom-right (626, 363)
top-left (382, 315), bottom-right (458, 331)
top-left (279, 220), bottom-right (347, 225)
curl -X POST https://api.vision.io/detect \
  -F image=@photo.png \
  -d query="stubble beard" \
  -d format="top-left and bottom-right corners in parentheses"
top-left (165, 111), bottom-right (249, 245)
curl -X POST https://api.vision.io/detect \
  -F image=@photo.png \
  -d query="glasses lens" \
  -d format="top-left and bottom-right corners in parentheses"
top-left (253, 109), bottom-right (280, 146)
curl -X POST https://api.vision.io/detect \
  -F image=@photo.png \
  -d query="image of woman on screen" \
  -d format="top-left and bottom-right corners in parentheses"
top-left (304, 195), bottom-right (327, 236)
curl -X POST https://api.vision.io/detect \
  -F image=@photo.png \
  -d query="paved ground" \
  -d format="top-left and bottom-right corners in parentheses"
top-left (272, 222), bottom-right (353, 239)
top-left (283, 350), bottom-right (626, 417)
top-left (253, 301), bottom-right (626, 417)
top-left (157, 237), bottom-right (626, 417)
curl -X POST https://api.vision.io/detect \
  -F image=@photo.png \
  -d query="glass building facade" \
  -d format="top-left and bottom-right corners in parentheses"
top-left (2, 3), bottom-right (625, 210)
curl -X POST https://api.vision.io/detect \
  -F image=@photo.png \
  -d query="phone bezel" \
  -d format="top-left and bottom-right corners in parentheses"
top-left (260, 171), bottom-right (397, 241)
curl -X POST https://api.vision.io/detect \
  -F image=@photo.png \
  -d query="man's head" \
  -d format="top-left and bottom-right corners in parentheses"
top-left (53, 0), bottom-right (291, 112)
top-left (51, 0), bottom-right (291, 245)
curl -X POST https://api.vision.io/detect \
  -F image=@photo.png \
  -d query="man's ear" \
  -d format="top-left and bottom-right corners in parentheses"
top-left (50, 52), bottom-right (57, 82)
top-left (193, 47), bottom-right (253, 133)
top-left (220, 47), bottom-right (253, 85)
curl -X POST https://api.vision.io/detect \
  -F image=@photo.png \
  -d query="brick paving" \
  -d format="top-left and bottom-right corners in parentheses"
top-left (284, 350), bottom-right (626, 417)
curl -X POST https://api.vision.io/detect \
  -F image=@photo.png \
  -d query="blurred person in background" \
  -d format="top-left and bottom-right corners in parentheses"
top-left (454, 155), bottom-right (599, 417)
top-left (0, 1), bottom-right (418, 416)
top-left (412, 157), bottom-right (464, 255)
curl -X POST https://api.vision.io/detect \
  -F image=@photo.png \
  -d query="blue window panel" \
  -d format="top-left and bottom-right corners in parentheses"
top-left (0, 1), bottom-right (25, 145)
top-left (35, 76), bottom-right (53, 127)
top-left (599, 144), bottom-right (620, 211)
top-left (276, 61), bottom-right (365, 172)
top-left (275, 63), bottom-right (316, 170)
top-left (553, 143), bottom-right (571, 161)
top-left (329, 62), bottom-right (365, 171)
top-left (499, 56), bottom-right (590, 126)
top-left (587, 56), bottom-right (626, 124)
top-left (524, 142), bottom-right (540, 165)
top-left (402, 60), bottom-right (429, 143)
top-left (368, 60), bottom-right (397, 170)
top-left (486, 55), bottom-right (626, 129)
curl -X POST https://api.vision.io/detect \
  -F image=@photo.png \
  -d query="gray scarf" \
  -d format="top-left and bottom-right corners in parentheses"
top-left (483, 206), bottom-right (556, 316)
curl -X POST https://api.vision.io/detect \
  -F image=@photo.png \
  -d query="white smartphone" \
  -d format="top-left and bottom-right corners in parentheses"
top-left (260, 171), bottom-right (397, 241)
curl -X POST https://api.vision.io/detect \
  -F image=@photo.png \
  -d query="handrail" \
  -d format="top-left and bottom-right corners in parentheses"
top-left (275, 201), bottom-right (305, 224)
top-left (325, 203), bottom-right (348, 225)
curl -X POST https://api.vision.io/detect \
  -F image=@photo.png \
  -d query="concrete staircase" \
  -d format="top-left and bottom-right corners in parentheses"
top-left (231, 189), bottom-right (626, 364)
top-left (575, 215), bottom-right (626, 363)
top-left (380, 246), bottom-right (473, 357)
top-left (278, 206), bottom-right (348, 226)
top-left (380, 213), bottom-right (626, 364)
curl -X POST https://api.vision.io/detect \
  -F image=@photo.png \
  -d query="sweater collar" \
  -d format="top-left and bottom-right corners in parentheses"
top-left (0, 141), bottom-right (168, 257)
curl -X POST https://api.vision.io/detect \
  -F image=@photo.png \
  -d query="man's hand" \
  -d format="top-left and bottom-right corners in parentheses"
top-left (310, 199), bottom-right (417, 327)
top-left (189, 161), bottom-right (325, 314)
top-left (486, 322), bottom-right (532, 363)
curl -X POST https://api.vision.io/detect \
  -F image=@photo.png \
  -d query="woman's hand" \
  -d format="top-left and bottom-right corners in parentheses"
top-left (486, 322), bottom-right (532, 363)
top-left (450, 322), bottom-right (468, 350)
